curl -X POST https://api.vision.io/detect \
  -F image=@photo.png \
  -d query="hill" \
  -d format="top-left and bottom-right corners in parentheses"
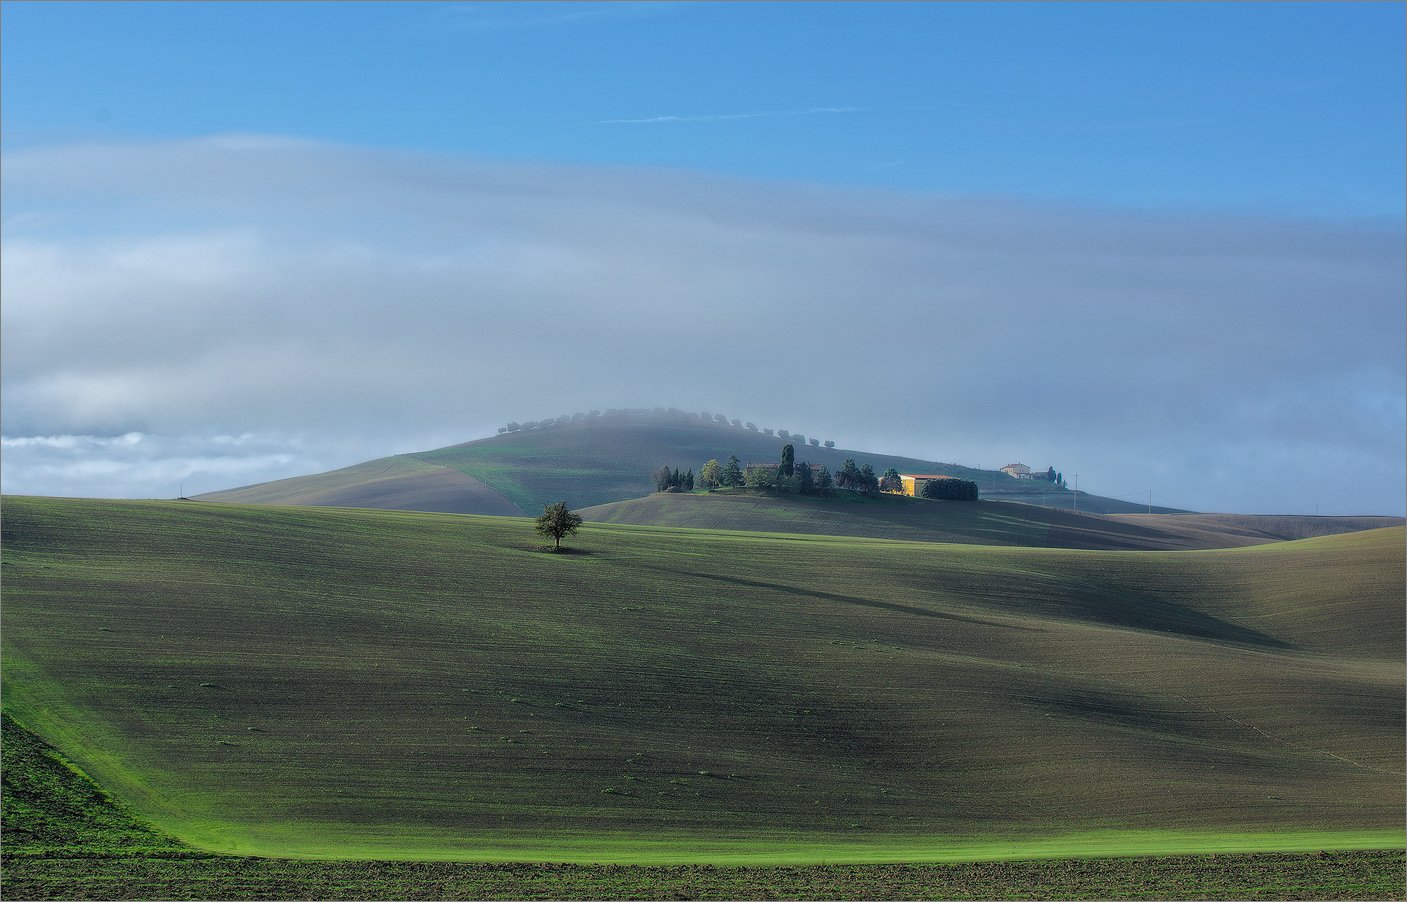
top-left (3, 496), bottom-right (1401, 864)
top-left (579, 491), bottom-right (1402, 551)
top-left (1106, 512), bottom-right (1406, 544)
top-left (198, 411), bottom-right (1168, 516)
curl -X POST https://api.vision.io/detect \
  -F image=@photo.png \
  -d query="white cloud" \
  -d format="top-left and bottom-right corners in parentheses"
top-left (2, 136), bottom-right (1403, 514)
top-left (2, 432), bottom-right (143, 450)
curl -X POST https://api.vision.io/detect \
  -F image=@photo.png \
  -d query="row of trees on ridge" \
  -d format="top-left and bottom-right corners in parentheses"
top-left (661, 444), bottom-right (979, 500)
top-left (499, 407), bottom-right (834, 448)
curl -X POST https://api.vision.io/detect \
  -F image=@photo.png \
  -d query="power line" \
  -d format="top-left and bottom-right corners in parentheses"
top-left (1087, 486), bottom-right (1201, 512)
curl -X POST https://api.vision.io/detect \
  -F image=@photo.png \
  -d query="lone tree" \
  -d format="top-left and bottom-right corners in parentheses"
top-left (535, 501), bottom-right (583, 550)
top-left (779, 443), bottom-right (795, 478)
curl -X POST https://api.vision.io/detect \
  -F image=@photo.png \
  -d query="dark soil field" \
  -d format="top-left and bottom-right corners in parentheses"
top-left (11, 852), bottom-right (1404, 900)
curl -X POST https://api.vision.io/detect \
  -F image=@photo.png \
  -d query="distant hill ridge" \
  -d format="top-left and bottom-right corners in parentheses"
top-left (496, 406), bottom-right (836, 448)
top-left (199, 411), bottom-right (1169, 516)
top-left (580, 492), bottom-right (1403, 551)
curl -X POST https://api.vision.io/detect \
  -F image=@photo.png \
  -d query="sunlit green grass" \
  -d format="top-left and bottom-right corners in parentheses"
top-left (103, 826), bottom-right (1405, 866)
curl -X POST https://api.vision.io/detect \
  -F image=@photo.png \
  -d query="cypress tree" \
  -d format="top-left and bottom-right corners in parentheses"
top-left (797, 462), bottom-right (815, 494)
top-left (722, 455), bottom-right (744, 487)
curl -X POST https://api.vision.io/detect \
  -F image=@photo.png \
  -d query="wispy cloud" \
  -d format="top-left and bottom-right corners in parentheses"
top-left (0, 432), bottom-right (306, 499)
top-left (599, 106), bottom-right (861, 125)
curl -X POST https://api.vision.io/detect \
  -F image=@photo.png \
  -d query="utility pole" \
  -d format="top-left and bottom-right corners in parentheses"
top-left (1148, 490), bottom-right (1152, 514)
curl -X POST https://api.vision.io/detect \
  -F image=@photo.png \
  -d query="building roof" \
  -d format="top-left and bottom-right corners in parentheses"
top-left (900, 474), bottom-right (953, 479)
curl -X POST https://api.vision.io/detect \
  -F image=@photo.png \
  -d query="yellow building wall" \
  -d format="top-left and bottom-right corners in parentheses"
top-left (900, 476), bottom-right (919, 497)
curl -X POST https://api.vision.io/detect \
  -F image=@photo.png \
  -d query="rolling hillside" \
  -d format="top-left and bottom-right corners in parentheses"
top-left (6, 710), bottom-right (1401, 900)
top-left (192, 455), bottom-right (522, 515)
top-left (580, 492), bottom-right (1402, 551)
top-left (2, 496), bottom-right (1401, 864)
top-left (1106, 512), bottom-right (1406, 544)
top-left (198, 412), bottom-right (1166, 516)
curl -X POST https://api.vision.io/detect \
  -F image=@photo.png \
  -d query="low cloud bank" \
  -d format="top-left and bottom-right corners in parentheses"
top-left (0, 432), bottom-right (304, 499)
top-left (3, 136), bottom-right (1403, 513)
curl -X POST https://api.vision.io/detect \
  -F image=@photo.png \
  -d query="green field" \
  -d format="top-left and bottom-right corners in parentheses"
top-left (7, 713), bottom-right (1402, 901)
top-left (580, 491), bottom-right (1401, 551)
top-left (199, 414), bottom-right (1161, 516)
top-left (3, 496), bottom-right (1401, 872)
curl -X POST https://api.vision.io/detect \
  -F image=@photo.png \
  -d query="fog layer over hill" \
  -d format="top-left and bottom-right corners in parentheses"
top-left (4, 138), bottom-right (1403, 513)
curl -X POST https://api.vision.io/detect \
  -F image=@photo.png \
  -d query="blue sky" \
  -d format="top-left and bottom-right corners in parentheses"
top-left (4, 2), bottom-right (1403, 217)
top-left (2, 2), bottom-right (1404, 514)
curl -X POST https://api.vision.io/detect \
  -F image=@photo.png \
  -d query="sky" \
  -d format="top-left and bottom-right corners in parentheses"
top-left (2, 1), bottom-right (1404, 515)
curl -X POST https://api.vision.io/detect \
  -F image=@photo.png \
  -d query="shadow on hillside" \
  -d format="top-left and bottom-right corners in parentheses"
top-left (638, 564), bottom-right (1032, 631)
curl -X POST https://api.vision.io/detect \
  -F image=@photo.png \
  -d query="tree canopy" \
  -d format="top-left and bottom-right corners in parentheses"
top-left (652, 467), bottom-right (693, 492)
top-left (921, 478), bottom-right (980, 501)
top-left (535, 501), bottom-right (583, 550)
top-left (721, 455), bottom-right (745, 487)
top-left (835, 458), bottom-right (879, 495)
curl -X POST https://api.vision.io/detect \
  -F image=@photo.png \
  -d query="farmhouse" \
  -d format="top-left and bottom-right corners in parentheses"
top-left (1000, 463), bottom-right (1032, 479)
top-left (898, 474), bottom-right (953, 497)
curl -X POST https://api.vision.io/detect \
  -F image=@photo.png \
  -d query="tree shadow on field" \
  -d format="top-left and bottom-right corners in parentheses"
top-left (522, 544), bottom-right (595, 555)
top-left (638, 565), bottom-right (1031, 630)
